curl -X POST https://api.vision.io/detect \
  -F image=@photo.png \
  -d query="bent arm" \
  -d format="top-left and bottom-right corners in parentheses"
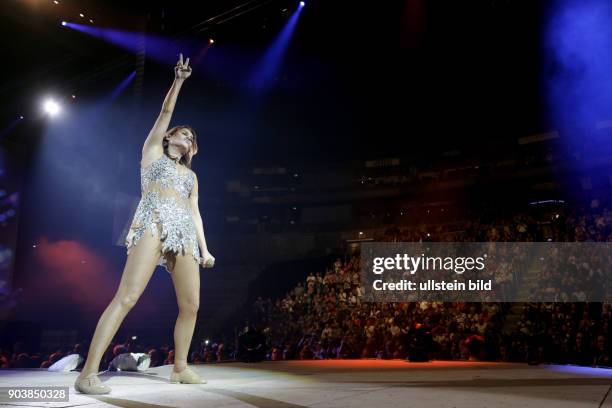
top-left (142, 77), bottom-right (185, 157)
top-left (189, 173), bottom-right (210, 254)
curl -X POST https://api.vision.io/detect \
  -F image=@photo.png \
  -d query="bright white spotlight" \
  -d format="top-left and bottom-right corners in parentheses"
top-left (299, 1), bottom-right (305, 6)
top-left (209, 38), bottom-right (215, 44)
top-left (61, 21), bottom-right (67, 26)
top-left (43, 99), bottom-right (61, 116)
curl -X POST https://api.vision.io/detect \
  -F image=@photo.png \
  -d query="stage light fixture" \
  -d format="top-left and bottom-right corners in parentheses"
top-left (109, 353), bottom-right (151, 372)
top-left (209, 38), bottom-right (215, 44)
top-left (61, 21), bottom-right (67, 26)
top-left (299, 1), bottom-right (305, 7)
top-left (79, 13), bottom-right (84, 18)
top-left (48, 354), bottom-right (82, 372)
top-left (53, 0), bottom-right (59, 4)
top-left (43, 99), bottom-right (61, 116)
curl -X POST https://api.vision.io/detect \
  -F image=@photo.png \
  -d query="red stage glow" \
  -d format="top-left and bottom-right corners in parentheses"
top-left (280, 359), bottom-right (506, 371)
top-left (32, 236), bottom-right (115, 309)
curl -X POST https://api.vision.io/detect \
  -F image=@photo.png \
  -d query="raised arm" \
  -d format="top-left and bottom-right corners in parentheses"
top-left (142, 53), bottom-right (192, 162)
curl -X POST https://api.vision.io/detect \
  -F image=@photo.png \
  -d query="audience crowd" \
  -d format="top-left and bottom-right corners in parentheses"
top-left (247, 199), bottom-right (612, 367)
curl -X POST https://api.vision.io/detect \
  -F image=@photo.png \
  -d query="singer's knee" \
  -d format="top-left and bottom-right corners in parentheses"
top-left (117, 292), bottom-right (141, 310)
top-left (178, 297), bottom-right (199, 316)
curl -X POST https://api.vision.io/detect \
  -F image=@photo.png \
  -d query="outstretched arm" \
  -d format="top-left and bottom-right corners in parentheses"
top-left (190, 173), bottom-right (215, 268)
top-left (142, 53), bottom-right (192, 159)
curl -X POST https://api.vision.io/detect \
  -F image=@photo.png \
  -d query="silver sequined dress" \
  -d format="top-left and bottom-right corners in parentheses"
top-left (125, 153), bottom-right (201, 273)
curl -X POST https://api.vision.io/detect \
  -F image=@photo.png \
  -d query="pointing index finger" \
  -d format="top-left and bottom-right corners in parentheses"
top-left (179, 53), bottom-right (183, 65)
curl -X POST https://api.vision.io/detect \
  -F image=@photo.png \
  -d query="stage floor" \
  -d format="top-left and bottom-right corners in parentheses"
top-left (2, 360), bottom-right (612, 407)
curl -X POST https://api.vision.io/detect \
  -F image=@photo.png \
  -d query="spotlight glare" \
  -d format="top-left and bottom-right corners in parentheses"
top-left (79, 13), bottom-right (84, 18)
top-left (43, 99), bottom-right (61, 116)
top-left (209, 38), bottom-right (215, 44)
top-left (299, 1), bottom-right (305, 6)
top-left (89, 19), bottom-right (94, 23)
top-left (61, 21), bottom-right (67, 26)
top-left (53, 0), bottom-right (59, 4)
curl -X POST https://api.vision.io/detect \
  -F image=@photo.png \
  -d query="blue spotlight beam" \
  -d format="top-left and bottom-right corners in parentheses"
top-left (248, 4), bottom-right (304, 92)
top-left (545, 0), bottom-right (612, 138)
top-left (109, 70), bottom-right (137, 101)
top-left (62, 23), bottom-right (201, 66)
top-left (82, 70), bottom-right (137, 126)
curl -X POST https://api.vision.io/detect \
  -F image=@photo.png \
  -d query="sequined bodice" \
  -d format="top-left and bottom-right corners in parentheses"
top-left (141, 153), bottom-right (195, 200)
top-left (124, 153), bottom-right (201, 273)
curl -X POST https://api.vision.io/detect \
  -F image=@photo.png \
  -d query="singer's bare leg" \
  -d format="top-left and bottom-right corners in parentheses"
top-left (77, 229), bottom-right (162, 381)
top-left (169, 248), bottom-right (200, 374)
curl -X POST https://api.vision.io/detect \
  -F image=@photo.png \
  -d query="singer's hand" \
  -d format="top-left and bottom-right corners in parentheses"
top-left (199, 251), bottom-right (215, 268)
top-left (174, 53), bottom-right (192, 80)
